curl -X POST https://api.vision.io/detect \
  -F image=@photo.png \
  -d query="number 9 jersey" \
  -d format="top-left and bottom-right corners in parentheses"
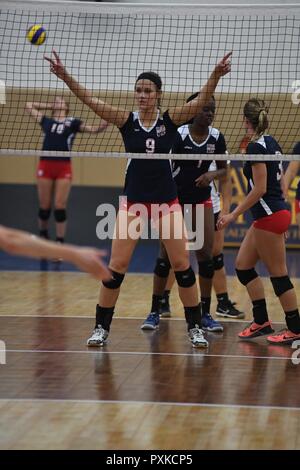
top-left (119, 110), bottom-right (178, 203)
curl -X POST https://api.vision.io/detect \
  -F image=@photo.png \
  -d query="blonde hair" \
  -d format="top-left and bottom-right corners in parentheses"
top-left (243, 98), bottom-right (269, 141)
top-left (51, 96), bottom-right (69, 117)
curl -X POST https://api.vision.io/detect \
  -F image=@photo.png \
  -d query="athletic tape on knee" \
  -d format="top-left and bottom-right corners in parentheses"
top-left (236, 268), bottom-right (258, 286)
top-left (175, 266), bottom-right (196, 288)
top-left (102, 270), bottom-right (125, 289)
top-left (213, 253), bottom-right (224, 270)
top-left (154, 257), bottom-right (171, 278)
top-left (38, 208), bottom-right (51, 221)
top-left (54, 209), bottom-right (67, 223)
top-left (270, 276), bottom-right (294, 297)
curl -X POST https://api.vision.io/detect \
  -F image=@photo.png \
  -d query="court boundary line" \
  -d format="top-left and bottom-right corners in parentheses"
top-left (0, 314), bottom-right (286, 325)
top-left (0, 397), bottom-right (298, 412)
top-left (4, 348), bottom-right (292, 361)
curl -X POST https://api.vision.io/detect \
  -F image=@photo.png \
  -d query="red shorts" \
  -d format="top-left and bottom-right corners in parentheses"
top-left (120, 196), bottom-right (181, 220)
top-left (37, 160), bottom-right (72, 180)
top-left (295, 199), bottom-right (300, 215)
top-left (195, 198), bottom-right (213, 208)
top-left (181, 198), bottom-right (212, 209)
top-left (253, 210), bottom-right (291, 234)
top-left (202, 198), bottom-right (213, 208)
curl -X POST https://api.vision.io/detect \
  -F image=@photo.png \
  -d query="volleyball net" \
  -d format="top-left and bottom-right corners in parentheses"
top-left (0, 1), bottom-right (299, 161)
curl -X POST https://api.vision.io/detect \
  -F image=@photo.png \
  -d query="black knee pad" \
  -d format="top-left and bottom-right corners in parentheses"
top-left (38, 208), bottom-right (51, 221)
top-left (102, 270), bottom-right (125, 289)
top-left (270, 276), bottom-right (294, 297)
top-left (175, 266), bottom-right (196, 288)
top-left (198, 259), bottom-right (214, 279)
top-left (236, 268), bottom-right (258, 286)
top-left (54, 209), bottom-right (67, 223)
top-left (154, 257), bottom-right (171, 278)
top-left (213, 253), bottom-right (224, 271)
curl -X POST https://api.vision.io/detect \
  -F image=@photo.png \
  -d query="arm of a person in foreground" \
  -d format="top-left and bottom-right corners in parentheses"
top-left (0, 226), bottom-right (110, 281)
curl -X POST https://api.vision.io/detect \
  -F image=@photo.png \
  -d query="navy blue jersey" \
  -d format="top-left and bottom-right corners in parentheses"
top-left (296, 181), bottom-right (300, 201)
top-left (40, 116), bottom-right (82, 161)
top-left (243, 135), bottom-right (288, 220)
top-left (171, 125), bottom-right (227, 204)
top-left (293, 142), bottom-right (300, 155)
top-left (119, 110), bottom-right (178, 202)
top-left (293, 142), bottom-right (300, 199)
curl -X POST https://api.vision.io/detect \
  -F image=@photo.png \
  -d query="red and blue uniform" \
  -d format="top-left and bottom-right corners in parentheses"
top-left (37, 116), bottom-right (82, 180)
top-left (120, 110), bottom-right (178, 203)
top-left (171, 125), bottom-right (227, 205)
top-left (244, 135), bottom-right (290, 233)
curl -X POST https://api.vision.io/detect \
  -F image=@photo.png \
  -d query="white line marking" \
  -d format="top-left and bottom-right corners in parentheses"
top-left (0, 314), bottom-right (286, 325)
top-left (4, 349), bottom-right (292, 361)
top-left (0, 397), bottom-right (298, 412)
top-left (0, 270), bottom-right (149, 276)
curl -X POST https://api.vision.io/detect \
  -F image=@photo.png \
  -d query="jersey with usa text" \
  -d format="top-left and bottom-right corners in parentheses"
top-left (40, 116), bottom-right (82, 161)
top-left (243, 135), bottom-right (288, 220)
top-left (293, 142), bottom-right (300, 200)
top-left (120, 110), bottom-right (178, 202)
top-left (171, 125), bottom-right (227, 204)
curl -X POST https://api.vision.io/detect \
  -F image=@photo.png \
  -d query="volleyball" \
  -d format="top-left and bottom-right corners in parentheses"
top-left (26, 25), bottom-right (46, 45)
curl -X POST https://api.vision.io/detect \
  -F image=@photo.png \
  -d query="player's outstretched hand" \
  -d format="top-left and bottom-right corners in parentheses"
top-left (214, 52), bottom-right (232, 78)
top-left (44, 50), bottom-right (67, 81)
top-left (71, 247), bottom-right (111, 281)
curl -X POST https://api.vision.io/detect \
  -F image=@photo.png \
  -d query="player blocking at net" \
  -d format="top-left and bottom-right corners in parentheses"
top-left (45, 49), bottom-right (231, 348)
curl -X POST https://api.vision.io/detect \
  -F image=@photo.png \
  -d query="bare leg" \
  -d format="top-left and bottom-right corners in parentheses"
top-left (254, 228), bottom-right (298, 314)
top-left (152, 241), bottom-right (170, 296)
top-left (236, 225), bottom-right (274, 339)
top-left (99, 211), bottom-right (141, 307)
top-left (165, 271), bottom-right (176, 291)
top-left (87, 210), bottom-right (142, 345)
top-left (195, 206), bottom-right (214, 307)
top-left (54, 178), bottom-right (72, 240)
top-left (37, 178), bottom-right (53, 235)
top-left (212, 228), bottom-right (227, 295)
top-left (162, 212), bottom-right (198, 307)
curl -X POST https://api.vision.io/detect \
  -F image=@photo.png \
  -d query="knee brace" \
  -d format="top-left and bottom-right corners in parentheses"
top-left (175, 266), bottom-right (196, 288)
top-left (270, 276), bottom-right (294, 297)
top-left (236, 268), bottom-right (258, 286)
top-left (198, 259), bottom-right (214, 279)
top-left (154, 257), bottom-right (171, 278)
top-left (102, 270), bottom-right (125, 289)
top-left (213, 253), bottom-right (224, 271)
top-left (54, 209), bottom-right (67, 223)
top-left (38, 208), bottom-right (51, 221)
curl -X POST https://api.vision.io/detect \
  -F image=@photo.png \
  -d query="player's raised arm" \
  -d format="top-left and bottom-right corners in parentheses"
top-left (169, 52), bottom-right (232, 126)
top-left (44, 50), bottom-right (129, 128)
top-left (25, 101), bottom-right (53, 122)
top-left (79, 120), bottom-right (109, 133)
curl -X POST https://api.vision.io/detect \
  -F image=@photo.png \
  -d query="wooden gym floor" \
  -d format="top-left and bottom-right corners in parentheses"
top-left (0, 271), bottom-right (300, 450)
